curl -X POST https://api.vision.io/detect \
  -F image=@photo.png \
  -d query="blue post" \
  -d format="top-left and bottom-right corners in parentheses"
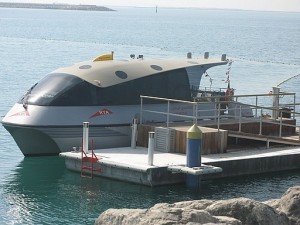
top-left (186, 124), bottom-right (202, 188)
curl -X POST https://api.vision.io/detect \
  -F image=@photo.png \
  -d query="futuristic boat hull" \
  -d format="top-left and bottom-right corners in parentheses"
top-left (2, 53), bottom-right (228, 156)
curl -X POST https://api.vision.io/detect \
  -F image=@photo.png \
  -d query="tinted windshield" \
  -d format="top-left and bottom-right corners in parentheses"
top-left (18, 69), bottom-right (191, 106)
top-left (19, 73), bottom-right (84, 106)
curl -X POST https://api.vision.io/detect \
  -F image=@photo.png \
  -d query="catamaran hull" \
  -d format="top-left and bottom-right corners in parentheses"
top-left (3, 124), bottom-right (131, 156)
top-left (1, 103), bottom-right (147, 156)
top-left (1, 102), bottom-right (202, 156)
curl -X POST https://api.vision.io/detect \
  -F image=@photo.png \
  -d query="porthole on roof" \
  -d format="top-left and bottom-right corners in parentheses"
top-left (150, 65), bottom-right (163, 71)
top-left (79, 65), bottom-right (92, 69)
top-left (115, 70), bottom-right (128, 79)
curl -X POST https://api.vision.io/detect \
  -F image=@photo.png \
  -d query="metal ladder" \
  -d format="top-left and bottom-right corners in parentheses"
top-left (81, 140), bottom-right (101, 178)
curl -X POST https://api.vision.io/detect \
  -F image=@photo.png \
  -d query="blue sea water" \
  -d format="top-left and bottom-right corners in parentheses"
top-left (0, 6), bottom-right (300, 224)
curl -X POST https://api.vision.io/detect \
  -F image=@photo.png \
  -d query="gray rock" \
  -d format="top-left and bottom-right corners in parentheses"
top-left (173, 200), bottom-right (216, 210)
top-left (95, 208), bottom-right (146, 225)
top-left (95, 186), bottom-right (300, 225)
top-left (206, 197), bottom-right (289, 225)
top-left (264, 186), bottom-right (300, 225)
top-left (95, 202), bottom-right (241, 225)
top-left (263, 198), bottom-right (280, 209)
top-left (277, 186), bottom-right (300, 225)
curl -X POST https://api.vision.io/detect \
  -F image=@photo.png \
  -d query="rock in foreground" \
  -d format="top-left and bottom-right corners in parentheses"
top-left (265, 186), bottom-right (300, 225)
top-left (95, 186), bottom-right (300, 225)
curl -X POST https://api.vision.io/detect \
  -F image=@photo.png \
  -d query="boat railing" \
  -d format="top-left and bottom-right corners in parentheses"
top-left (140, 92), bottom-right (300, 140)
top-left (225, 102), bottom-right (300, 138)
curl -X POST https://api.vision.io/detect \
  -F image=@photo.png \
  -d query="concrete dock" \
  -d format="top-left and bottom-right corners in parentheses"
top-left (60, 145), bottom-right (300, 186)
top-left (59, 89), bottom-right (300, 186)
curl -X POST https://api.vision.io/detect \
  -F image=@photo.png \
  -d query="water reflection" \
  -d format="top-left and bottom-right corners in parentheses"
top-left (1, 156), bottom-right (300, 224)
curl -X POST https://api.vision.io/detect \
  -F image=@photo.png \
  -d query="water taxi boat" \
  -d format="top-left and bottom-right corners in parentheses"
top-left (2, 52), bottom-right (234, 156)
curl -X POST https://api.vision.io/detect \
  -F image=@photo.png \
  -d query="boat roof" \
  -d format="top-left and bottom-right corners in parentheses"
top-left (51, 55), bottom-right (228, 88)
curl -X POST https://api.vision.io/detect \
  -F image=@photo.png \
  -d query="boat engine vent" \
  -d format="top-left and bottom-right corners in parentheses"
top-left (154, 127), bottom-right (175, 153)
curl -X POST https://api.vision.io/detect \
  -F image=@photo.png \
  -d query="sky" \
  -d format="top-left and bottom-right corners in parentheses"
top-left (5, 0), bottom-right (300, 12)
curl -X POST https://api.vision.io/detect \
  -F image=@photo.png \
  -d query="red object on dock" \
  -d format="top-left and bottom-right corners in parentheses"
top-left (81, 139), bottom-right (101, 178)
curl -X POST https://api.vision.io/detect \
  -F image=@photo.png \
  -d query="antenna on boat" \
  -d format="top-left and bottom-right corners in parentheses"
top-left (225, 60), bottom-right (233, 89)
top-left (204, 71), bottom-right (213, 91)
top-left (224, 60), bottom-right (235, 100)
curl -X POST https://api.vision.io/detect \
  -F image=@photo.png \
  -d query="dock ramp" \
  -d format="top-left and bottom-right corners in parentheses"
top-left (228, 131), bottom-right (300, 148)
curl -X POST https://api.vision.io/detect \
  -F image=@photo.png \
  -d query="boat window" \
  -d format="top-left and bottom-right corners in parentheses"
top-left (94, 68), bottom-right (191, 105)
top-left (18, 73), bottom-right (85, 106)
top-left (19, 69), bottom-right (191, 106)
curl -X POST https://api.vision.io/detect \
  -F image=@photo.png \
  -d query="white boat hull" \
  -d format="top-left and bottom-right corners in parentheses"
top-left (3, 123), bottom-right (131, 156)
top-left (2, 103), bottom-right (204, 156)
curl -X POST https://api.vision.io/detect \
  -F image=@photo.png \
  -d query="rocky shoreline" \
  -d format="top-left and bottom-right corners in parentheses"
top-left (95, 186), bottom-right (300, 225)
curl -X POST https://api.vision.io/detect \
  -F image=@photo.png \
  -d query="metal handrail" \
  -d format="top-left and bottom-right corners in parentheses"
top-left (140, 93), bottom-right (300, 140)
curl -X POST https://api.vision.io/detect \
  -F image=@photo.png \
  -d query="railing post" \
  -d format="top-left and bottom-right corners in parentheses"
top-left (214, 103), bottom-right (217, 123)
top-left (217, 103), bottom-right (220, 131)
top-left (147, 132), bottom-right (155, 166)
top-left (140, 97), bottom-right (143, 124)
top-left (192, 103), bottom-right (195, 124)
top-left (255, 96), bottom-right (258, 117)
top-left (272, 86), bottom-right (280, 119)
top-left (82, 122), bottom-right (89, 154)
top-left (192, 103), bottom-right (196, 124)
top-left (195, 103), bottom-right (198, 125)
top-left (293, 94), bottom-right (296, 119)
top-left (239, 105), bottom-right (242, 132)
top-left (279, 111), bottom-right (282, 137)
top-left (298, 126), bottom-right (300, 140)
top-left (167, 100), bottom-right (170, 127)
top-left (131, 118), bottom-right (138, 148)
top-left (259, 108), bottom-right (262, 135)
